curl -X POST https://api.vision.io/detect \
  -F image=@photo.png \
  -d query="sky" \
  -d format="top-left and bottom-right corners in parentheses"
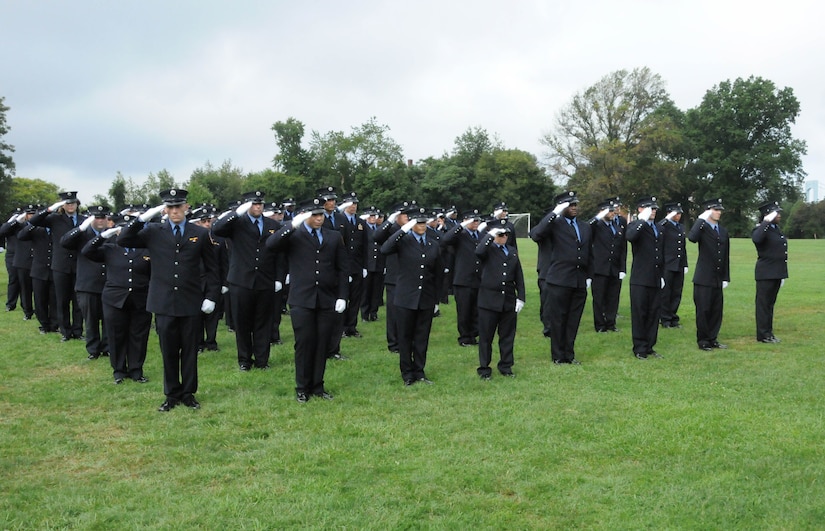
top-left (2, 0), bottom-right (823, 204)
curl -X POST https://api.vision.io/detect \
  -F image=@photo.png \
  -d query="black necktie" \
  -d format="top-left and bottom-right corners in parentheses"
top-left (419, 237), bottom-right (426, 248)
top-left (174, 225), bottom-right (182, 243)
top-left (255, 218), bottom-right (261, 235)
top-left (311, 228), bottom-right (320, 245)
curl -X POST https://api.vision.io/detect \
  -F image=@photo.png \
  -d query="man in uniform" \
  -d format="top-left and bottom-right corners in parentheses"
top-left (688, 198), bottom-right (730, 352)
top-left (360, 206), bottom-right (385, 323)
top-left (337, 191), bottom-right (368, 339)
top-left (491, 201), bottom-right (518, 248)
top-left (61, 205), bottom-right (111, 359)
top-left (212, 191), bottom-right (282, 370)
top-left (118, 189), bottom-right (220, 411)
top-left (29, 191), bottom-right (87, 341)
top-left (1, 207), bottom-right (34, 319)
top-left (474, 218), bottom-right (525, 380)
top-left (17, 207), bottom-right (58, 334)
top-left (588, 198), bottom-right (626, 333)
top-left (380, 205), bottom-right (443, 385)
top-left (625, 197), bottom-right (664, 359)
top-left (531, 191), bottom-right (592, 365)
top-left (441, 209), bottom-right (483, 347)
top-left (266, 198), bottom-right (348, 403)
top-left (659, 202), bottom-right (688, 329)
top-left (752, 201), bottom-right (788, 344)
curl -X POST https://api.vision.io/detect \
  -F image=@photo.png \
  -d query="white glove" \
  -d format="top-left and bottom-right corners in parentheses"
top-left (201, 299), bottom-right (216, 314)
top-left (101, 227), bottom-right (121, 239)
top-left (639, 207), bottom-right (653, 221)
top-left (48, 200), bottom-right (68, 212)
top-left (489, 227), bottom-right (506, 237)
top-left (494, 208), bottom-right (505, 219)
top-left (477, 222), bottom-right (487, 233)
top-left (338, 201), bottom-right (353, 212)
top-left (7, 213), bottom-right (18, 223)
top-left (334, 299), bottom-right (346, 313)
top-left (660, 278), bottom-right (665, 289)
top-left (515, 299), bottom-right (525, 313)
top-left (698, 209), bottom-right (712, 221)
top-left (683, 266), bottom-right (689, 274)
top-left (444, 268), bottom-right (450, 273)
top-left (586, 278), bottom-right (592, 289)
top-left (722, 281), bottom-right (729, 289)
top-left (263, 211), bottom-right (274, 218)
top-left (665, 210), bottom-right (677, 221)
top-left (460, 218), bottom-right (474, 228)
top-left (387, 211), bottom-right (399, 224)
top-left (359, 214), bottom-right (369, 221)
top-left (274, 281), bottom-right (283, 292)
top-left (763, 211), bottom-right (778, 223)
top-left (348, 276), bottom-right (352, 283)
top-left (139, 204), bottom-right (165, 222)
top-left (595, 208), bottom-right (609, 220)
top-left (618, 272), bottom-right (626, 280)
top-left (433, 304), bottom-right (440, 315)
top-left (362, 268), bottom-right (368, 278)
top-left (221, 285), bottom-right (229, 294)
top-left (291, 211), bottom-right (312, 228)
top-left (235, 201), bottom-right (253, 216)
top-left (285, 274), bottom-right (290, 285)
top-left (15, 212), bottom-right (28, 223)
top-left (552, 201), bottom-right (570, 216)
top-left (79, 216), bottom-right (94, 231)
top-left (400, 219), bottom-right (416, 233)
top-left (780, 279), bottom-right (785, 287)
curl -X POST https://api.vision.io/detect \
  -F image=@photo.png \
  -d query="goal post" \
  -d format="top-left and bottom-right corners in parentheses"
top-left (508, 213), bottom-right (531, 239)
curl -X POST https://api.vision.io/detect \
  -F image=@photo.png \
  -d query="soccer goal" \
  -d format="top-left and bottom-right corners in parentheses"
top-left (508, 213), bottom-right (531, 239)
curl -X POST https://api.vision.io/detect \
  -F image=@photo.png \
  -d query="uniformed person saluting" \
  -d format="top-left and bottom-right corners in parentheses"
top-left (658, 202), bottom-right (688, 329)
top-left (752, 201), bottom-right (788, 344)
top-left (118, 189), bottom-right (220, 411)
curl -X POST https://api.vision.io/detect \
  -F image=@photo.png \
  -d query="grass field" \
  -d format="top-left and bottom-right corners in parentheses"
top-left (1, 238), bottom-right (824, 529)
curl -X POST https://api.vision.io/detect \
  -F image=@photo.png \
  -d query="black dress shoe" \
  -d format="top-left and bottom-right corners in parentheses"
top-left (499, 372), bottom-right (515, 378)
top-left (39, 327), bottom-right (46, 334)
top-left (61, 335), bottom-right (71, 342)
top-left (158, 400), bottom-right (177, 412)
top-left (100, 352), bottom-right (109, 357)
top-left (134, 376), bottom-right (149, 383)
top-left (698, 345), bottom-right (713, 351)
top-left (635, 353), bottom-right (648, 360)
top-left (553, 359), bottom-right (567, 364)
top-left (182, 396), bottom-right (200, 409)
top-left (608, 327), bottom-right (620, 332)
top-left (570, 359), bottom-right (581, 365)
top-left (313, 391), bottom-right (334, 400)
top-left (711, 342), bottom-right (728, 349)
top-left (404, 379), bottom-right (416, 386)
top-left (417, 377), bottom-right (434, 385)
top-left (480, 373), bottom-right (492, 381)
top-left (87, 353), bottom-right (100, 360)
top-left (650, 351), bottom-right (663, 359)
top-left (296, 392), bottom-right (310, 403)
top-left (758, 337), bottom-right (780, 344)
top-left (239, 365), bottom-right (251, 371)
top-left (256, 365), bottom-right (271, 370)
top-left (271, 339), bottom-right (283, 345)
top-left (114, 378), bottom-right (124, 384)
top-left (329, 353), bottom-right (349, 361)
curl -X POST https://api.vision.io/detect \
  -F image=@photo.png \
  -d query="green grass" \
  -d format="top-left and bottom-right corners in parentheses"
top-left (1, 238), bottom-right (824, 529)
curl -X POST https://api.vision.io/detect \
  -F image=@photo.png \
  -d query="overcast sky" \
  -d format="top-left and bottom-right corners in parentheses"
top-left (2, 0), bottom-right (822, 204)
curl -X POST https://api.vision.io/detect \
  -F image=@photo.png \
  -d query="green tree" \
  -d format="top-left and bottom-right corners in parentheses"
top-left (245, 168), bottom-right (315, 206)
top-left (108, 173), bottom-right (128, 212)
top-left (540, 67), bottom-right (683, 213)
top-left (474, 149), bottom-right (556, 218)
top-left (684, 76), bottom-right (807, 235)
top-left (0, 97), bottom-right (16, 214)
top-left (187, 160), bottom-right (245, 208)
top-left (7, 177), bottom-right (60, 208)
top-left (272, 117), bottom-right (311, 177)
top-left (784, 200), bottom-right (825, 239)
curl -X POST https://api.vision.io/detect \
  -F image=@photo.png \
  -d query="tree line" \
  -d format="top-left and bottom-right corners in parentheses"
top-left (2, 68), bottom-right (822, 236)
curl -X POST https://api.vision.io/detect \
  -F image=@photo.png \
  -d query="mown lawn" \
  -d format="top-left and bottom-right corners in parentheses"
top-left (1, 238), bottom-right (823, 529)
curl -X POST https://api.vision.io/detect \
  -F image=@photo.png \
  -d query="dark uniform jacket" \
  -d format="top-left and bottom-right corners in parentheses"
top-left (658, 219), bottom-right (688, 272)
top-left (440, 225), bottom-right (482, 288)
top-left (61, 226), bottom-right (107, 293)
top-left (29, 210), bottom-right (87, 275)
top-left (118, 220), bottom-right (220, 316)
top-left (531, 212), bottom-right (592, 288)
top-left (475, 234), bottom-right (525, 312)
top-left (380, 229), bottom-right (443, 310)
top-left (365, 223), bottom-right (386, 273)
top-left (266, 223), bottom-right (348, 309)
top-left (625, 220), bottom-right (664, 287)
top-left (752, 221), bottom-right (788, 280)
top-left (82, 236), bottom-right (151, 309)
top-left (589, 218), bottom-right (626, 277)
top-left (17, 224), bottom-right (53, 281)
top-left (337, 213), bottom-right (368, 275)
top-left (687, 219), bottom-right (730, 288)
top-left (212, 212), bottom-right (282, 290)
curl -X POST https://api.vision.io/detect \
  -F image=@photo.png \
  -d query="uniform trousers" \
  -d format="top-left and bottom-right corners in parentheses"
top-left (693, 284), bottom-right (723, 348)
top-left (76, 291), bottom-right (107, 355)
top-left (591, 273), bottom-right (621, 331)
top-left (5, 261), bottom-right (19, 309)
top-left (230, 285), bottom-right (275, 368)
top-left (16, 267), bottom-right (34, 317)
top-left (755, 279), bottom-right (781, 341)
top-left (104, 295), bottom-right (151, 380)
top-left (32, 277), bottom-right (57, 331)
top-left (395, 306), bottom-right (434, 381)
top-left (155, 313), bottom-right (201, 402)
top-left (660, 269), bottom-right (685, 326)
top-left (538, 278), bottom-right (551, 337)
top-left (289, 305), bottom-right (334, 394)
top-left (546, 284), bottom-right (586, 363)
top-left (344, 274), bottom-right (363, 334)
top-left (477, 307), bottom-right (516, 377)
top-left (360, 271), bottom-right (383, 320)
top-left (270, 290), bottom-right (284, 342)
top-left (384, 283), bottom-right (398, 351)
top-left (630, 283), bottom-right (660, 355)
top-left (453, 285), bottom-right (479, 344)
top-left (53, 271), bottom-right (82, 337)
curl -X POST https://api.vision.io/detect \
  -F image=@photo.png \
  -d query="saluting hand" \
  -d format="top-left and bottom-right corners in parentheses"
top-left (291, 211), bottom-right (312, 228)
top-left (48, 200), bottom-right (67, 212)
top-left (552, 202), bottom-right (570, 216)
top-left (139, 204), bottom-right (165, 222)
top-left (101, 227), bottom-right (121, 239)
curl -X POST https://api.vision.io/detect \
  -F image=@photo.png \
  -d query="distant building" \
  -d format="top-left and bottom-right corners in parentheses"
top-left (805, 181), bottom-right (819, 202)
